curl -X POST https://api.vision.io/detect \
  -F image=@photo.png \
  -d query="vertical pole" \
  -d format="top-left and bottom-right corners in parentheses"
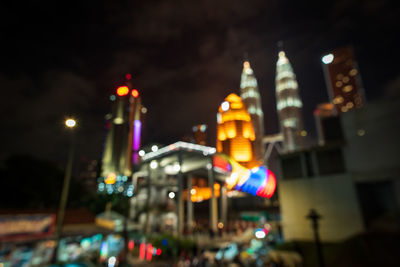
top-left (220, 185), bottom-right (227, 226)
top-left (187, 175), bottom-right (193, 235)
top-left (307, 209), bottom-right (325, 267)
top-left (145, 164), bottom-right (152, 234)
top-left (208, 156), bottom-right (217, 235)
top-left (53, 132), bottom-right (75, 263)
top-left (177, 151), bottom-right (184, 236)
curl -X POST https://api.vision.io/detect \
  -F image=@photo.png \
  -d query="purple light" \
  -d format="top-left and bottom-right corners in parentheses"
top-left (133, 120), bottom-right (142, 164)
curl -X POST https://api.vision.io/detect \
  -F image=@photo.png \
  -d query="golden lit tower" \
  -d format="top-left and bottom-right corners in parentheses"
top-left (275, 51), bottom-right (305, 152)
top-left (217, 93), bottom-right (259, 168)
top-left (240, 61), bottom-right (265, 161)
top-left (321, 46), bottom-right (365, 113)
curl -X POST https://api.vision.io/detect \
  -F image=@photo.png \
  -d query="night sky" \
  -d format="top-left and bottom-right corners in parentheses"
top-left (1, 0), bottom-right (399, 164)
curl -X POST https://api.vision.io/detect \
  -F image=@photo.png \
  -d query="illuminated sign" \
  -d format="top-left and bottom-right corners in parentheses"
top-left (0, 214), bottom-right (55, 242)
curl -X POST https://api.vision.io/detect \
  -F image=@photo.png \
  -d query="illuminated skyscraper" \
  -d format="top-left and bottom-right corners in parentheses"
top-left (98, 78), bottom-right (143, 196)
top-left (240, 61), bottom-right (265, 161)
top-left (217, 93), bottom-right (259, 168)
top-left (321, 46), bottom-right (365, 113)
top-left (275, 51), bottom-right (305, 152)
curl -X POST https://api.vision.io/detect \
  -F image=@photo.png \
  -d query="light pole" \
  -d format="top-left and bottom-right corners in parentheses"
top-left (52, 118), bottom-right (77, 263)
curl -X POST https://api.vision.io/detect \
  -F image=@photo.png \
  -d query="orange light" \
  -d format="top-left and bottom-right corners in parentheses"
top-left (131, 89), bottom-right (139, 98)
top-left (105, 173), bottom-right (117, 184)
top-left (116, 86), bottom-right (129, 96)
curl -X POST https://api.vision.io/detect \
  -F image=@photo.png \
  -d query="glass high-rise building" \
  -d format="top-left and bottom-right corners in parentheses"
top-left (321, 46), bottom-right (365, 114)
top-left (275, 51), bottom-right (305, 152)
top-left (240, 61), bottom-right (265, 161)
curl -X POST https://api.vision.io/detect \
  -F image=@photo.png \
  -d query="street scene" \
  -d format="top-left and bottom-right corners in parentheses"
top-left (1, 1), bottom-right (399, 267)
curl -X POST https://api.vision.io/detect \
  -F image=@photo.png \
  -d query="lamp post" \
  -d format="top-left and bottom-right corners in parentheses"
top-left (306, 209), bottom-right (324, 267)
top-left (52, 118), bottom-right (77, 263)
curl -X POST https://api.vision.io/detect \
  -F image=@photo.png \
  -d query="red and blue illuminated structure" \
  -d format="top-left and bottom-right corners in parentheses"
top-left (214, 154), bottom-right (276, 198)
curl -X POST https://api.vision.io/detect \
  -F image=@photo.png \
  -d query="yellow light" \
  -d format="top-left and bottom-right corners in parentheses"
top-left (65, 119), bottom-right (76, 128)
top-left (342, 76), bottom-right (350, 83)
top-left (218, 222), bottom-right (224, 229)
top-left (300, 130), bottom-right (307, 137)
top-left (333, 96), bottom-right (344, 104)
top-left (349, 69), bottom-right (358, 76)
top-left (105, 173), bottom-right (117, 185)
top-left (335, 81), bottom-right (343, 87)
top-left (346, 102), bottom-right (354, 109)
top-left (343, 85), bottom-right (353, 93)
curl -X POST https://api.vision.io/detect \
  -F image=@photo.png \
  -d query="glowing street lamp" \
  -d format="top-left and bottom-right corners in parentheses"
top-left (65, 118), bottom-right (76, 128)
top-left (53, 118), bottom-right (78, 262)
top-left (322, 54), bottom-right (334, 64)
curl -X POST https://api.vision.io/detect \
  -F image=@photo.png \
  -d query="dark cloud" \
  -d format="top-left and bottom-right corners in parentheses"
top-left (1, 0), bottom-right (399, 162)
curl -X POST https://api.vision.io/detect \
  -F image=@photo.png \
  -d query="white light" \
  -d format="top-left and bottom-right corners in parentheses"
top-left (138, 150), bottom-right (145, 157)
top-left (141, 107), bottom-right (147, 113)
top-left (221, 101), bottom-right (230, 111)
top-left (142, 141), bottom-right (216, 161)
top-left (173, 163), bottom-right (181, 172)
top-left (151, 145), bottom-right (158, 152)
top-left (65, 119), bottom-right (76, 128)
top-left (150, 161), bottom-right (158, 169)
top-left (168, 192), bottom-right (175, 199)
top-left (255, 230), bottom-right (266, 239)
top-left (108, 256), bottom-right (116, 267)
top-left (190, 189), bottom-right (197, 195)
top-left (322, 54), bottom-right (334, 64)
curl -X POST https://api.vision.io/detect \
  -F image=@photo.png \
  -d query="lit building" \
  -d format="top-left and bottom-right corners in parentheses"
top-left (321, 46), bottom-right (365, 114)
top-left (278, 97), bottom-right (400, 242)
top-left (217, 93), bottom-right (259, 168)
top-left (240, 61), bottom-right (265, 161)
top-left (192, 124), bottom-right (208, 146)
top-left (314, 103), bottom-right (344, 146)
top-left (275, 51), bottom-right (305, 152)
top-left (98, 76), bottom-right (143, 196)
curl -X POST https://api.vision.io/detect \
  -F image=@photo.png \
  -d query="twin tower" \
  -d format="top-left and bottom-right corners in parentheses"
top-left (217, 51), bottom-right (304, 167)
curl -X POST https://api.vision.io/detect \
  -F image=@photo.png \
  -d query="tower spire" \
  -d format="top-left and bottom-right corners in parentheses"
top-left (275, 50), bottom-right (305, 152)
top-left (240, 59), bottom-right (265, 162)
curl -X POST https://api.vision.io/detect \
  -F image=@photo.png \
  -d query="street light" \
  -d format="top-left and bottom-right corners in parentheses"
top-left (52, 118), bottom-right (77, 263)
top-left (65, 118), bottom-right (76, 128)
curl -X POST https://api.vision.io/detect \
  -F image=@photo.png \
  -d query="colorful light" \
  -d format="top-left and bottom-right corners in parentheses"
top-left (133, 120), bottom-right (142, 164)
top-left (139, 243), bottom-right (146, 260)
top-left (128, 240), bottom-right (135, 250)
top-left (105, 173), bottom-right (117, 185)
top-left (146, 244), bottom-right (153, 261)
top-left (219, 154), bottom-right (276, 198)
top-left (131, 89), bottom-right (139, 98)
top-left (116, 86), bottom-right (129, 96)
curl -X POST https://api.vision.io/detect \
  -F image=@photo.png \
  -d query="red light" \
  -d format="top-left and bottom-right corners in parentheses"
top-left (139, 243), bottom-right (146, 260)
top-left (156, 249), bottom-right (162, 256)
top-left (126, 73), bottom-right (132, 80)
top-left (128, 240), bottom-right (135, 251)
top-left (146, 244), bottom-right (153, 261)
top-left (131, 89), bottom-right (139, 98)
top-left (116, 86), bottom-right (129, 96)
